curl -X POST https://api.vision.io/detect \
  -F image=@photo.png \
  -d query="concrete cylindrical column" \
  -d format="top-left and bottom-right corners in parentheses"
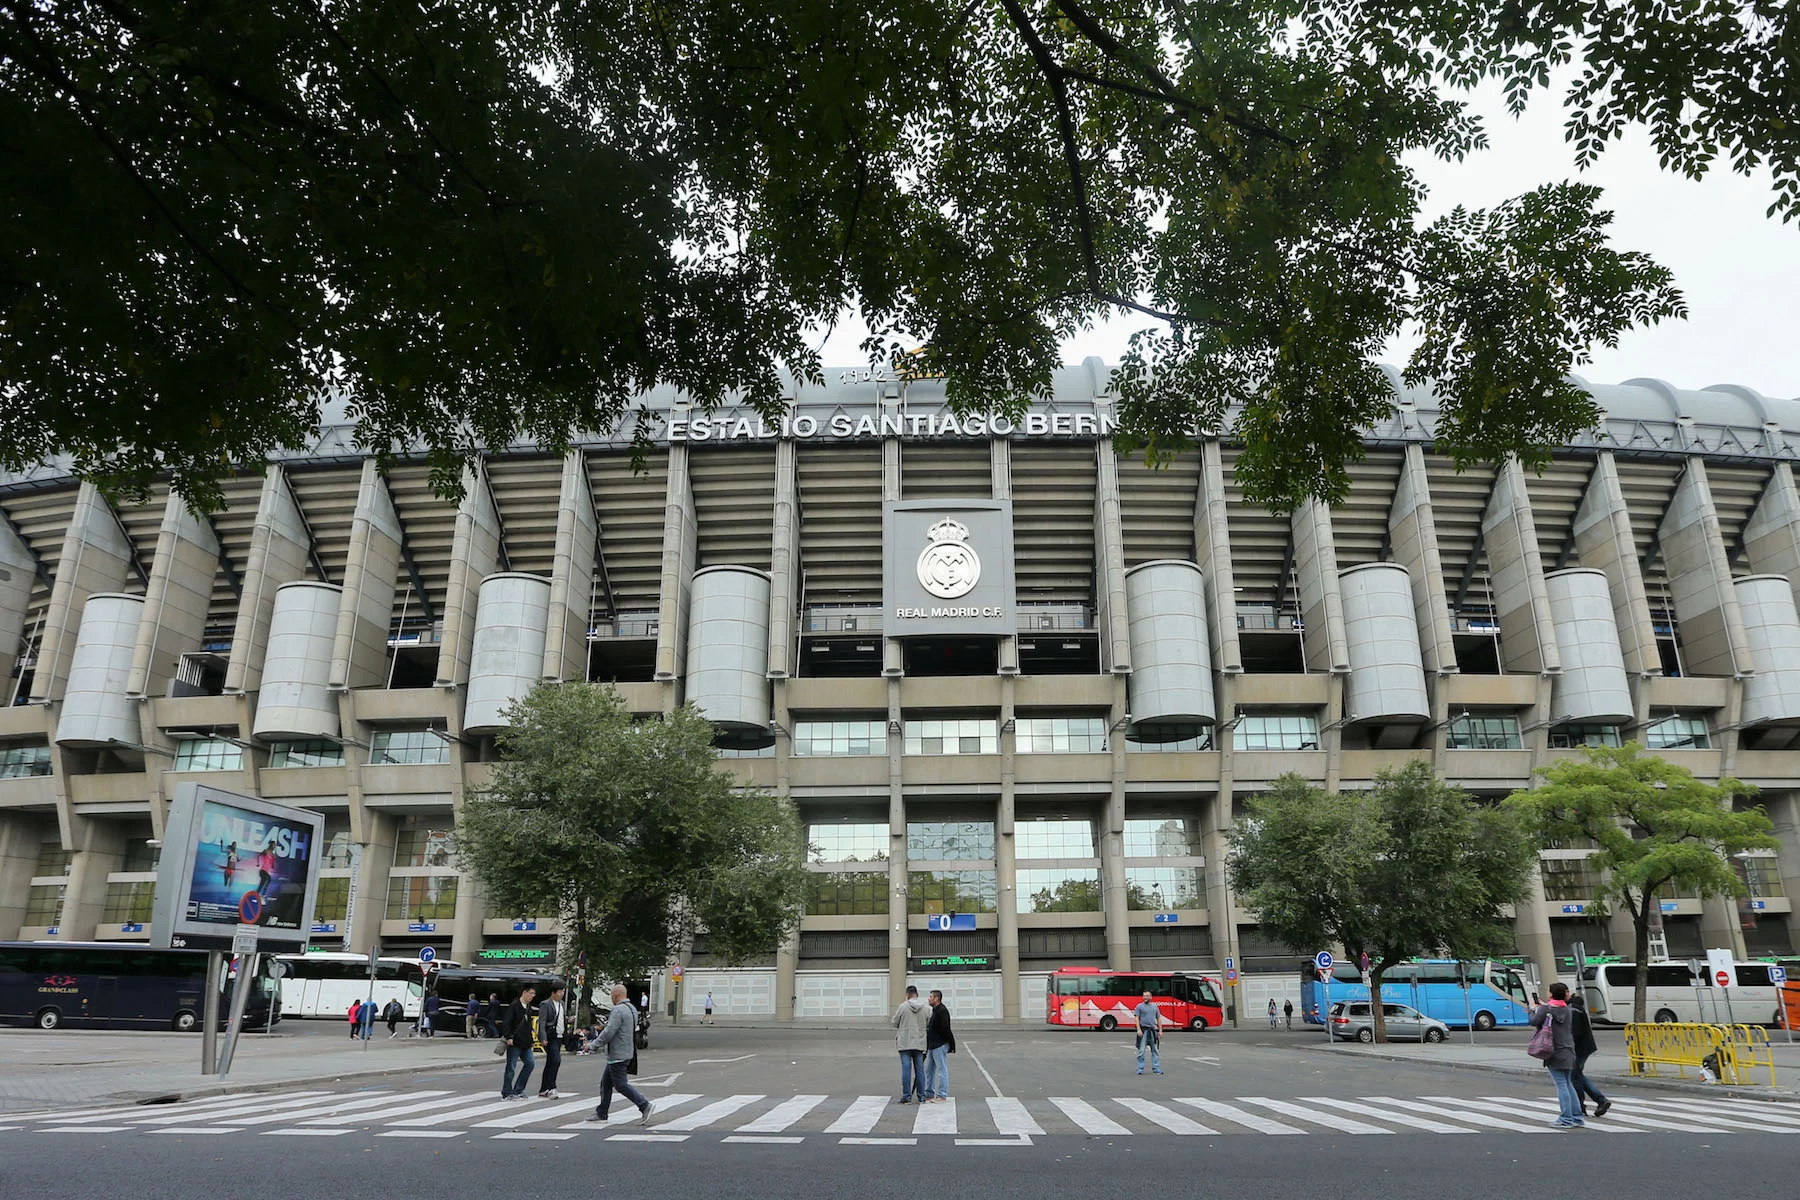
top-left (685, 565), bottom-right (773, 747)
top-left (252, 581), bottom-right (343, 741)
top-left (1544, 567), bottom-right (1633, 724)
top-left (1123, 560), bottom-right (1215, 742)
top-left (1736, 574), bottom-right (1800, 726)
top-left (54, 594), bottom-right (145, 748)
top-left (1338, 563), bottom-right (1430, 722)
top-left (464, 572), bottom-right (553, 735)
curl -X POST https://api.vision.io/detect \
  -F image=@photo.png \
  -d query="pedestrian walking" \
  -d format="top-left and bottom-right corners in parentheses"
top-left (1267, 998), bottom-right (1278, 1029)
top-left (537, 983), bottom-right (566, 1098)
top-left (383, 997), bottom-right (404, 1038)
top-left (924, 990), bottom-right (955, 1102)
top-left (347, 999), bottom-right (361, 1040)
top-left (585, 985), bottom-right (654, 1124)
top-left (890, 985), bottom-right (929, 1104)
top-left (704, 990), bottom-right (715, 1025)
top-left (1134, 991), bottom-right (1164, 1075)
top-left (1528, 981), bottom-right (1583, 1128)
top-left (421, 992), bottom-right (440, 1038)
top-left (1283, 999), bottom-right (1294, 1030)
top-left (484, 992), bottom-right (503, 1038)
top-left (1569, 993), bottom-right (1611, 1118)
top-left (464, 993), bottom-right (480, 1038)
top-left (498, 983), bottom-right (539, 1099)
top-left (357, 997), bottom-right (376, 1041)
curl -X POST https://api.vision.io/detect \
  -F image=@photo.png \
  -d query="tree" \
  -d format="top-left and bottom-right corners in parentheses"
top-left (455, 682), bottom-right (808, 1006)
top-left (1507, 744), bottom-right (1776, 1024)
top-left (1026, 876), bottom-right (1104, 913)
top-left (2, 1), bottom-right (1697, 513)
top-left (1228, 762), bottom-right (1536, 1042)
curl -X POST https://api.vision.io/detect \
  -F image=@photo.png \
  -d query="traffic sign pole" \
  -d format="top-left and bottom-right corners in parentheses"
top-left (1315, 952), bottom-right (1334, 1045)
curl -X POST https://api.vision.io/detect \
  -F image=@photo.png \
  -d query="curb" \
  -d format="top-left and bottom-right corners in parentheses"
top-left (1292, 1043), bottom-right (1800, 1103)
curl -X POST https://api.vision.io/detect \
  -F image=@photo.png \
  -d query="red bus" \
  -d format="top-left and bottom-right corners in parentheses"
top-left (1046, 967), bottom-right (1224, 1031)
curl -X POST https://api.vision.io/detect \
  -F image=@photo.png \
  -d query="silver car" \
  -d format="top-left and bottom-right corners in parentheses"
top-left (1328, 1000), bottom-right (1450, 1043)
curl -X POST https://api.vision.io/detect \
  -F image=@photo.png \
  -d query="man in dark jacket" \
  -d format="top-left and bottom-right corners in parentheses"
top-left (498, 984), bottom-right (538, 1100)
top-left (923, 990), bottom-right (956, 1102)
top-left (485, 992), bottom-right (503, 1038)
top-left (1569, 993), bottom-right (1611, 1117)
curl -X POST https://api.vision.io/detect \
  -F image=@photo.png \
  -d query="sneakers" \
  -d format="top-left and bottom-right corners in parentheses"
top-left (1153, 1069), bottom-right (1164, 1075)
top-left (639, 1101), bottom-right (655, 1125)
top-left (586, 1112), bottom-right (608, 1123)
top-left (1136, 1068), bottom-right (1144, 1075)
top-left (539, 1090), bottom-right (560, 1099)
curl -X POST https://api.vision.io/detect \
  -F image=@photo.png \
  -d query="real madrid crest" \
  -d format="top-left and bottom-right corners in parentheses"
top-left (917, 517), bottom-right (982, 599)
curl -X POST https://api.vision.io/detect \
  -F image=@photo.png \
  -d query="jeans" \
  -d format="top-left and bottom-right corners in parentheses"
top-left (1136, 1034), bottom-right (1161, 1073)
top-left (1268, 1012), bottom-right (1278, 1028)
top-left (539, 1042), bottom-right (562, 1093)
top-left (898, 1050), bottom-right (925, 1100)
top-left (596, 1060), bottom-right (648, 1119)
top-left (1547, 1066), bottom-right (1584, 1126)
top-left (924, 1045), bottom-right (949, 1098)
top-left (1572, 1053), bottom-right (1607, 1108)
top-left (502, 1044), bottom-right (536, 1098)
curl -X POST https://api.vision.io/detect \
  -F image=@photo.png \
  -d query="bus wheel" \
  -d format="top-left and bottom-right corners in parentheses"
top-left (1188, 1016), bottom-right (1209, 1032)
top-left (172, 1010), bottom-right (199, 1033)
top-left (35, 1008), bottom-right (61, 1030)
top-left (1472, 1010), bottom-right (1496, 1032)
top-left (1098, 1014), bottom-right (1118, 1032)
top-left (1655, 1008), bottom-right (1679, 1024)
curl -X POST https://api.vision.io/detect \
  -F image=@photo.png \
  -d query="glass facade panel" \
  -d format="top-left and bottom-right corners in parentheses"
top-left (321, 820), bottom-right (355, 869)
top-left (1127, 730), bottom-right (1213, 751)
top-left (173, 738), bottom-right (243, 772)
top-left (1549, 724), bottom-right (1622, 749)
top-left (268, 739), bottom-right (345, 768)
top-left (101, 880), bottom-right (156, 923)
top-left (1123, 817), bottom-right (1204, 858)
top-left (907, 870), bottom-right (997, 914)
top-left (1447, 715), bottom-right (1524, 750)
top-left (393, 826), bottom-right (457, 868)
top-left (1541, 857), bottom-right (1599, 901)
top-left (793, 720), bottom-right (887, 757)
top-left (1741, 856), bottom-right (1785, 898)
top-left (905, 821), bottom-right (996, 861)
top-left (805, 872), bottom-right (890, 915)
top-left (25, 883), bottom-right (65, 924)
top-left (1015, 717), bottom-right (1108, 754)
top-left (1646, 715), bottom-right (1711, 750)
top-left (1016, 867), bottom-right (1101, 913)
top-left (903, 719), bottom-right (998, 755)
top-left (1125, 866), bottom-right (1206, 910)
top-left (120, 838), bottom-right (160, 873)
top-left (1235, 714), bottom-right (1319, 750)
top-left (1015, 819), bottom-right (1096, 858)
top-left (313, 876), bottom-right (350, 921)
top-left (0, 742), bottom-right (52, 777)
top-left (385, 875), bottom-right (459, 919)
top-left (370, 729), bottom-right (450, 764)
top-left (806, 822), bottom-right (889, 863)
top-left (32, 840), bottom-right (71, 878)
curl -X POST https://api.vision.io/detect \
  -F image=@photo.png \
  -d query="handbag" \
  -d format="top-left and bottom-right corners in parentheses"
top-left (1526, 1014), bottom-right (1557, 1061)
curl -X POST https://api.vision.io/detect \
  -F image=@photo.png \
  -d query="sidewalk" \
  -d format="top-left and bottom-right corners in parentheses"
top-left (1298, 1035), bottom-right (1800, 1100)
top-left (0, 1029), bottom-right (497, 1115)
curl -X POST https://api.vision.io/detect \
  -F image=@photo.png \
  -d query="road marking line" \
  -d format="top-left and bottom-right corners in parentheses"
top-left (1609, 1101), bottom-right (1798, 1133)
top-left (1177, 1098), bottom-right (1306, 1134)
top-left (655, 1094), bottom-right (764, 1131)
top-left (472, 1098), bottom-right (602, 1128)
top-left (1477, 1095), bottom-right (1738, 1134)
top-left (955, 1137), bottom-right (1033, 1146)
top-left (89, 1093), bottom-right (347, 1127)
top-left (558, 1093), bottom-right (703, 1129)
top-left (824, 1096), bottom-right (889, 1135)
top-left (493, 1132), bottom-right (576, 1141)
top-left (1236, 1098), bottom-right (1392, 1134)
top-left (1420, 1097), bottom-right (1639, 1134)
top-left (150, 1127), bottom-right (236, 1135)
top-left (262, 1129), bottom-right (355, 1137)
top-left (1113, 1098), bottom-right (1217, 1135)
top-left (1629, 1097), bottom-right (1800, 1126)
top-left (838, 1136), bottom-right (916, 1145)
top-left (1296, 1096), bottom-right (1478, 1133)
top-left (304, 1092), bottom-right (487, 1126)
top-left (1049, 1098), bottom-right (1130, 1135)
top-left (392, 1096), bottom-right (524, 1126)
top-left (966, 1047), bottom-right (1003, 1097)
top-left (606, 1133), bottom-right (689, 1142)
top-left (912, 1098), bottom-right (957, 1135)
top-left (224, 1091), bottom-right (447, 1128)
top-left (632, 1073), bottom-right (684, 1088)
top-left (1359, 1096), bottom-right (1547, 1134)
top-left (12, 1092), bottom-right (332, 1124)
top-left (1187, 1056), bottom-right (1222, 1067)
top-left (1623, 1098), bottom-right (1800, 1130)
top-left (687, 1054), bottom-right (757, 1064)
top-left (39, 1126), bottom-right (132, 1133)
top-left (378, 1130), bottom-right (463, 1139)
top-left (986, 1097), bottom-right (1044, 1136)
top-left (722, 1135), bottom-right (805, 1144)
top-left (735, 1095), bottom-right (826, 1133)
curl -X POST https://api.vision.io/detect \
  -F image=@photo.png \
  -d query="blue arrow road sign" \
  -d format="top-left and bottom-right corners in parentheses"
top-left (1315, 951), bottom-right (1334, 971)
top-left (419, 946), bottom-right (436, 963)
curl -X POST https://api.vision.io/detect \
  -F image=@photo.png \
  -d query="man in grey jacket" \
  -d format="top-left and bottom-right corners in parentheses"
top-left (891, 985), bottom-right (929, 1104)
top-left (586, 985), bottom-right (654, 1124)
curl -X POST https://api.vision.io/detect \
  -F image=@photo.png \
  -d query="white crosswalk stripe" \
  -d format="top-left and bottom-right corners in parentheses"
top-left (16, 1089), bottom-right (1800, 1142)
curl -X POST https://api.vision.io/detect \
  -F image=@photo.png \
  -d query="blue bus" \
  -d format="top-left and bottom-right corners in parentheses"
top-left (1298, 959), bottom-right (1534, 1030)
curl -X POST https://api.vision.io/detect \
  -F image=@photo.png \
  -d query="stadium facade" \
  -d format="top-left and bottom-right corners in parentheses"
top-left (3, 358), bottom-right (1800, 1022)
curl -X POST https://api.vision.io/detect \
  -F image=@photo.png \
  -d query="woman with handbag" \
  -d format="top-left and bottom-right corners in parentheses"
top-left (1528, 981), bottom-right (1583, 1128)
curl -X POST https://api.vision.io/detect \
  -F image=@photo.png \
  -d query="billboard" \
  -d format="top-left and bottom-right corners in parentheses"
top-left (150, 783), bottom-right (325, 951)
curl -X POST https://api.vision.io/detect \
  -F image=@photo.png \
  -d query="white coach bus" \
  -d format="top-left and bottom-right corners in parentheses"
top-left (1579, 961), bottom-right (1788, 1027)
top-left (275, 953), bottom-right (439, 1019)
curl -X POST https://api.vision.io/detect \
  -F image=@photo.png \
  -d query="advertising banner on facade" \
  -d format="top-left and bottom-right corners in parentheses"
top-left (883, 500), bottom-right (1016, 638)
top-left (150, 783), bottom-right (326, 951)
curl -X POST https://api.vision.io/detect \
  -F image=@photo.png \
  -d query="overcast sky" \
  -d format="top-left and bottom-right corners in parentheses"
top-left (818, 75), bottom-right (1800, 400)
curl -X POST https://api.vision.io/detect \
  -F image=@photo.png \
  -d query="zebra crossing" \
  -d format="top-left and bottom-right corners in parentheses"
top-left (7, 1089), bottom-right (1800, 1144)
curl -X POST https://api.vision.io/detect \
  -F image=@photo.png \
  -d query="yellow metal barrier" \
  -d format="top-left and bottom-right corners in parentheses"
top-left (1624, 1022), bottom-right (1778, 1085)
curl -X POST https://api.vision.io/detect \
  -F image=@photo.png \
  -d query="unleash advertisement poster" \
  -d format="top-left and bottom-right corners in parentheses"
top-left (183, 798), bottom-right (316, 931)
